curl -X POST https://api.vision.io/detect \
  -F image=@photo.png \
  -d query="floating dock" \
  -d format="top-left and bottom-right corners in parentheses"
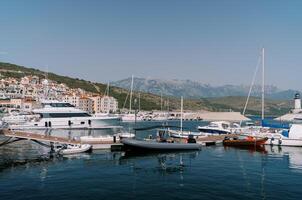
top-left (196, 134), bottom-right (237, 146)
top-left (1, 129), bottom-right (123, 150)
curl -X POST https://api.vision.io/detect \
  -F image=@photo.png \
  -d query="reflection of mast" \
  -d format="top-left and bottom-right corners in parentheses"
top-left (260, 154), bottom-right (267, 200)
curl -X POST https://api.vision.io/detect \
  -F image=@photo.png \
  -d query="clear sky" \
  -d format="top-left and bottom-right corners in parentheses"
top-left (0, 0), bottom-right (301, 89)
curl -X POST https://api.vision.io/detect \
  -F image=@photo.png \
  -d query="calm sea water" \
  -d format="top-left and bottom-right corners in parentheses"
top-left (1, 121), bottom-right (302, 200)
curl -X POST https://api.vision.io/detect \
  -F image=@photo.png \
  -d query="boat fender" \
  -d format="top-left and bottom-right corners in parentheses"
top-left (113, 135), bottom-right (116, 143)
top-left (270, 137), bottom-right (274, 145)
top-left (278, 139), bottom-right (282, 145)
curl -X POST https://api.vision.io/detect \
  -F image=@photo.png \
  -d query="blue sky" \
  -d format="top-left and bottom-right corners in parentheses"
top-left (0, 0), bottom-right (302, 89)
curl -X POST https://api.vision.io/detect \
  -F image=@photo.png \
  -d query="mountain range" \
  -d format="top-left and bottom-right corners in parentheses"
top-left (112, 77), bottom-right (299, 100)
top-left (0, 62), bottom-right (294, 116)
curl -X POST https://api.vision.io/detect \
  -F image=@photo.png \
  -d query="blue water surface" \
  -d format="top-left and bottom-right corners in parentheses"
top-left (0, 121), bottom-right (302, 200)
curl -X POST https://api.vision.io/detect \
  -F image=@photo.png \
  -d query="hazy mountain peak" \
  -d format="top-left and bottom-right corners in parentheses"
top-left (112, 77), bottom-right (298, 100)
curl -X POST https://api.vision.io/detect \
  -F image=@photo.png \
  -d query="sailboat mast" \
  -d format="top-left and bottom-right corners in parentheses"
top-left (180, 96), bottom-right (183, 133)
top-left (261, 48), bottom-right (265, 120)
top-left (160, 92), bottom-right (163, 112)
top-left (129, 75), bottom-right (134, 113)
top-left (138, 93), bottom-right (141, 111)
top-left (106, 82), bottom-right (110, 96)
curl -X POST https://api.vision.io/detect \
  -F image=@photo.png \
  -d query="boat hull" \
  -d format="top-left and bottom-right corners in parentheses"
top-left (223, 138), bottom-right (268, 147)
top-left (58, 144), bottom-right (92, 155)
top-left (266, 138), bottom-right (302, 147)
top-left (9, 116), bottom-right (121, 130)
top-left (122, 138), bottom-right (202, 152)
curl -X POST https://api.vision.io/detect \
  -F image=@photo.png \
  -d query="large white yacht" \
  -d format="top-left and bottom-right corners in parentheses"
top-left (6, 101), bottom-right (121, 130)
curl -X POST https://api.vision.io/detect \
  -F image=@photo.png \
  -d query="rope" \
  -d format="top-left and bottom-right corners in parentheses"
top-left (123, 91), bottom-right (130, 110)
top-left (241, 54), bottom-right (262, 126)
top-left (31, 139), bottom-right (51, 148)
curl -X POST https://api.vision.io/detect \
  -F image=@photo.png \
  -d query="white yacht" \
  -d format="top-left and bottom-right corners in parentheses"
top-left (8, 101), bottom-right (121, 130)
top-left (249, 124), bottom-right (302, 147)
top-left (2, 111), bottom-right (38, 124)
top-left (197, 121), bottom-right (240, 135)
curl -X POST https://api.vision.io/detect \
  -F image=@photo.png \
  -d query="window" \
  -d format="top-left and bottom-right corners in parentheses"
top-left (40, 113), bottom-right (91, 118)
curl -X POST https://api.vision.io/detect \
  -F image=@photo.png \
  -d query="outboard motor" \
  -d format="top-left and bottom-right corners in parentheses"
top-left (187, 135), bottom-right (196, 143)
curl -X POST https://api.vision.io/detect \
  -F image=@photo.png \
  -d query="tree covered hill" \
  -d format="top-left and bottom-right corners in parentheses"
top-left (0, 62), bottom-right (292, 116)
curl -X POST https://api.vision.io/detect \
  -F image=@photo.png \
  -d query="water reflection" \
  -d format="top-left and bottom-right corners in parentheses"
top-left (224, 145), bottom-right (268, 154)
top-left (267, 145), bottom-right (302, 171)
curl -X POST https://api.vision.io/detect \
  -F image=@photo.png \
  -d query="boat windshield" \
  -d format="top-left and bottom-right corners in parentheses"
top-left (222, 124), bottom-right (229, 129)
top-left (209, 123), bottom-right (219, 128)
top-left (43, 103), bottom-right (75, 108)
top-left (39, 113), bottom-right (91, 118)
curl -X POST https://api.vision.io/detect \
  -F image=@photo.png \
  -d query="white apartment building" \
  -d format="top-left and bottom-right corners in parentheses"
top-left (89, 96), bottom-right (102, 113)
top-left (79, 97), bottom-right (94, 113)
top-left (100, 96), bottom-right (118, 113)
top-left (62, 94), bottom-right (80, 107)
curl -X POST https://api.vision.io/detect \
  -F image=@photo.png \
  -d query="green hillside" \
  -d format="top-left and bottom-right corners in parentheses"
top-left (0, 62), bottom-right (292, 116)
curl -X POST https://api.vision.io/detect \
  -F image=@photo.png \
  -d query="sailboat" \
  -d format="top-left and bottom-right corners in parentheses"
top-left (121, 75), bottom-right (143, 122)
top-left (168, 96), bottom-right (203, 139)
top-left (241, 49), bottom-right (302, 146)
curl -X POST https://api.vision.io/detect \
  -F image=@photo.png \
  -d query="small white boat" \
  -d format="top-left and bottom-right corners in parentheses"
top-left (55, 144), bottom-right (92, 155)
top-left (80, 135), bottom-right (116, 143)
top-left (116, 132), bottom-right (135, 139)
top-left (169, 129), bottom-right (204, 138)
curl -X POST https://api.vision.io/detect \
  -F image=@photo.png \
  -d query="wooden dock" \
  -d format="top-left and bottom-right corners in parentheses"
top-left (196, 134), bottom-right (237, 146)
top-left (1, 129), bottom-right (234, 150)
top-left (1, 129), bottom-right (122, 150)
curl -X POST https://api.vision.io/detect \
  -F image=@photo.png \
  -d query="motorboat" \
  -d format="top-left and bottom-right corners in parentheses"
top-left (1, 111), bottom-right (39, 124)
top-left (8, 100), bottom-right (121, 130)
top-left (169, 129), bottom-right (204, 139)
top-left (197, 121), bottom-right (240, 135)
top-left (121, 128), bottom-right (202, 151)
top-left (262, 124), bottom-right (302, 147)
top-left (122, 138), bottom-right (202, 151)
top-left (223, 135), bottom-right (268, 147)
top-left (55, 144), bottom-right (92, 155)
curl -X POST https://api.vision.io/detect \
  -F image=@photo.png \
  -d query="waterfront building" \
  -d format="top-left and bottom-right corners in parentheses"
top-left (100, 96), bottom-right (118, 113)
top-left (79, 96), bottom-right (94, 113)
top-left (62, 93), bottom-right (80, 107)
top-left (89, 95), bottom-right (102, 113)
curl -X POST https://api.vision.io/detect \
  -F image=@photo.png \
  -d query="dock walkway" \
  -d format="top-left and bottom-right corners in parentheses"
top-left (1, 130), bottom-right (122, 149)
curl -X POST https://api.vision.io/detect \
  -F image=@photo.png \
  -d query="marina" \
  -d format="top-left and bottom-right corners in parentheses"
top-left (1, 1), bottom-right (302, 199)
top-left (1, 129), bottom-right (302, 200)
